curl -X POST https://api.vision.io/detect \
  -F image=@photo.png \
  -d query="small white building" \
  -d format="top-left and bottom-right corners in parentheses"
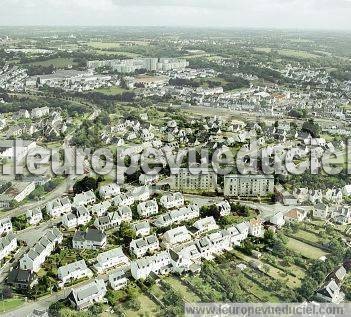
top-left (26, 208), bottom-right (42, 225)
top-left (160, 192), bottom-right (184, 209)
top-left (137, 199), bottom-right (159, 218)
top-left (99, 183), bottom-right (120, 200)
top-left (58, 259), bottom-right (93, 286)
top-left (69, 279), bottom-right (107, 310)
top-left (93, 247), bottom-right (130, 274)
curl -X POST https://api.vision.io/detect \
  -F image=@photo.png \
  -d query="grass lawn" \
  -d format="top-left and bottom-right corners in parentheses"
top-left (87, 41), bottom-right (120, 49)
top-left (286, 237), bottom-right (328, 259)
top-left (164, 276), bottom-right (201, 303)
top-left (25, 57), bottom-right (77, 68)
top-left (294, 229), bottom-right (321, 244)
top-left (94, 86), bottom-right (127, 96)
top-left (123, 292), bottom-right (159, 317)
top-left (278, 49), bottom-right (320, 59)
top-left (0, 298), bottom-right (25, 313)
top-left (254, 47), bottom-right (272, 53)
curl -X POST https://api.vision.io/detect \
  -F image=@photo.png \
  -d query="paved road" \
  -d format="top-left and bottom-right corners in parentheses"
top-left (0, 175), bottom-right (83, 220)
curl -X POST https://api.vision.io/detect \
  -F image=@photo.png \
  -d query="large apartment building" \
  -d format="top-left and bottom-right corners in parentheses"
top-left (170, 168), bottom-right (218, 193)
top-left (224, 174), bottom-right (274, 197)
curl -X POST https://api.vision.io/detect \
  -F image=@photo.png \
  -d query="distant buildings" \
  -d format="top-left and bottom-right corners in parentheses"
top-left (170, 168), bottom-right (218, 193)
top-left (224, 174), bottom-right (274, 197)
top-left (87, 58), bottom-right (189, 74)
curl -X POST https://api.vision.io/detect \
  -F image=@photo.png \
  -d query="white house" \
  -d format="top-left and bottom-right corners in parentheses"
top-left (137, 199), bottom-right (159, 218)
top-left (270, 211), bottom-right (286, 228)
top-left (76, 206), bottom-right (92, 226)
top-left (193, 217), bottom-right (219, 236)
top-left (58, 259), bottom-right (93, 286)
top-left (130, 234), bottom-right (160, 258)
top-left (73, 190), bottom-right (96, 207)
top-left (93, 247), bottom-right (130, 274)
top-left (133, 221), bottom-right (151, 237)
top-left (0, 232), bottom-right (17, 262)
top-left (118, 206), bottom-right (133, 222)
top-left (316, 279), bottom-right (345, 304)
top-left (160, 192), bottom-right (184, 209)
top-left (99, 183), bottom-right (120, 200)
top-left (162, 226), bottom-right (192, 247)
top-left (109, 269), bottom-right (129, 290)
top-left (131, 186), bottom-right (151, 202)
top-left (90, 200), bottom-right (111, 217)
top-left (112, 193), bottom-right (135, 207)
top-left (20, 228), bottom-right (62, 272)
top-left (313, 203), bottom-right (329, 219)
top-left (249, 218), bottom-right (264, 237)
top-left (46, 197), bottom-right (71, 218)
top-left (62, 213), bottom-right (78, 229)
top-left (26, 208), bottom-right (42, 225)
top-left (216, 200), bottom-right (231, 217)
top-left (69, 279), bottom-right (107, 310)
top-left (0, 217), bottom-right (12, 235)
top-left (130, 251), bottom-right (172, 280)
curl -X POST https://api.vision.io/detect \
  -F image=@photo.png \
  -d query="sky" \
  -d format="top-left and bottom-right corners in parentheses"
top-left (1, 0), bottom-right (351, 30)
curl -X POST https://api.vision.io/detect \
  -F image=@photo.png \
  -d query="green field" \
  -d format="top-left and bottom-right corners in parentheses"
top-left (164, 276), bottom-right (201, 303)
top-left (87, 41), bottom-right (121, 49)
top-left (278, 49), bottom-right (320, 59)
top-left (94, 86), bottom-right (127, 95)
top-left (123, 292), bottom-right (159, 317)
top-left (26, 57), bottom-right (77, 68)
top-left (287, 237), bottom-right (328, 259)
top-left (0, 298), bottom-right (25, 313)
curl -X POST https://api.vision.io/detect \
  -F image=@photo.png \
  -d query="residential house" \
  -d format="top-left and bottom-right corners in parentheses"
top-left (269, 211), bottom-right (286, 228)
top-left (216, 200), bottom-right (231, 217)
top-left (57, 260), bottom-right (93, 286)
top-left (162, 226), bottom-right (192, 247)
top-left (20, 228), bottom-right (62, 272)
top-left (284, 208), bottom-right (307, 222)
top-left (76, 206), bottom-right (92, 226)
top-left (118, 206), bottom-right (132, 222)
top-left (193, 217), bottom-right (219, 236)
top-left (316, 279), bottom-right (345, 304)
top-left (131, 186), bottom-right (151, 202)
top-left (130, 234), bottom-right (159, 258)
top-left (26, 208), bottom-right (42, 225)
top-left (72, 229), bottom-right (107, 250)
top-left (313, 203), bottom-right (329, 219)
top-left (0, 217), bottom-right (12, 235)
top-left (130, 251), bottom-right (172, 280)
top-left (7, 269), bottom-right (38, 290)
top-left (93, 247), bottom-right (130, 273)
top-left (137, 199), bottom-right (159, 218)
top-left (249, 218), bottom-right (264, 237)
top-left (99, 183), bottom-right (120, 200)
top-left (109, 269), bottom-right (129, 290)
top-left (90, 200), bottom-right (111, 217)
top-left (0, 232), bottom-right (17, 262)
top-left (73, 190), bottom-right (96, 207)
top-left (68, 279), bottom-right (107, 310)
top-left (46, 197), bottom-right (71, 218)
top-left (112, 193), bottom-right (135, 207)
top-left (160, 192), bottom-right (184, 209)
top-left (332, 206), bottom-right (351, 224)
top-left (133, 221), bottom-right (151, 237)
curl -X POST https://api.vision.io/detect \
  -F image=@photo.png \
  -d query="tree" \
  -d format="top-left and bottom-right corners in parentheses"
top-left (302, 119), bottom-right (321, 138)
top-left (119, 222), bottom-right (136, 245)
top-left (73, 177), bottom-right (98, 194)
top-left (2, 286), bottom-right (13, 299)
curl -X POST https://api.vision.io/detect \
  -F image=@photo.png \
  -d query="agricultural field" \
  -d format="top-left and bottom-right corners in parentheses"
top-left (93, 86), bottom-right (128, 96)
top-left (286, 237), bottom-right (328, 259)
top-left (24, 57), bottom-right (77, 68)
top-left (277, 49), bottom-right (321, 59)
top-left (87, 41), bottom-right (121, 49)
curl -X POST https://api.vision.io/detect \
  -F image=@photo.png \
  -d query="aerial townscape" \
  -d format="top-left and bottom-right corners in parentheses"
top-left (0, 2), bottom-right (351, 317)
